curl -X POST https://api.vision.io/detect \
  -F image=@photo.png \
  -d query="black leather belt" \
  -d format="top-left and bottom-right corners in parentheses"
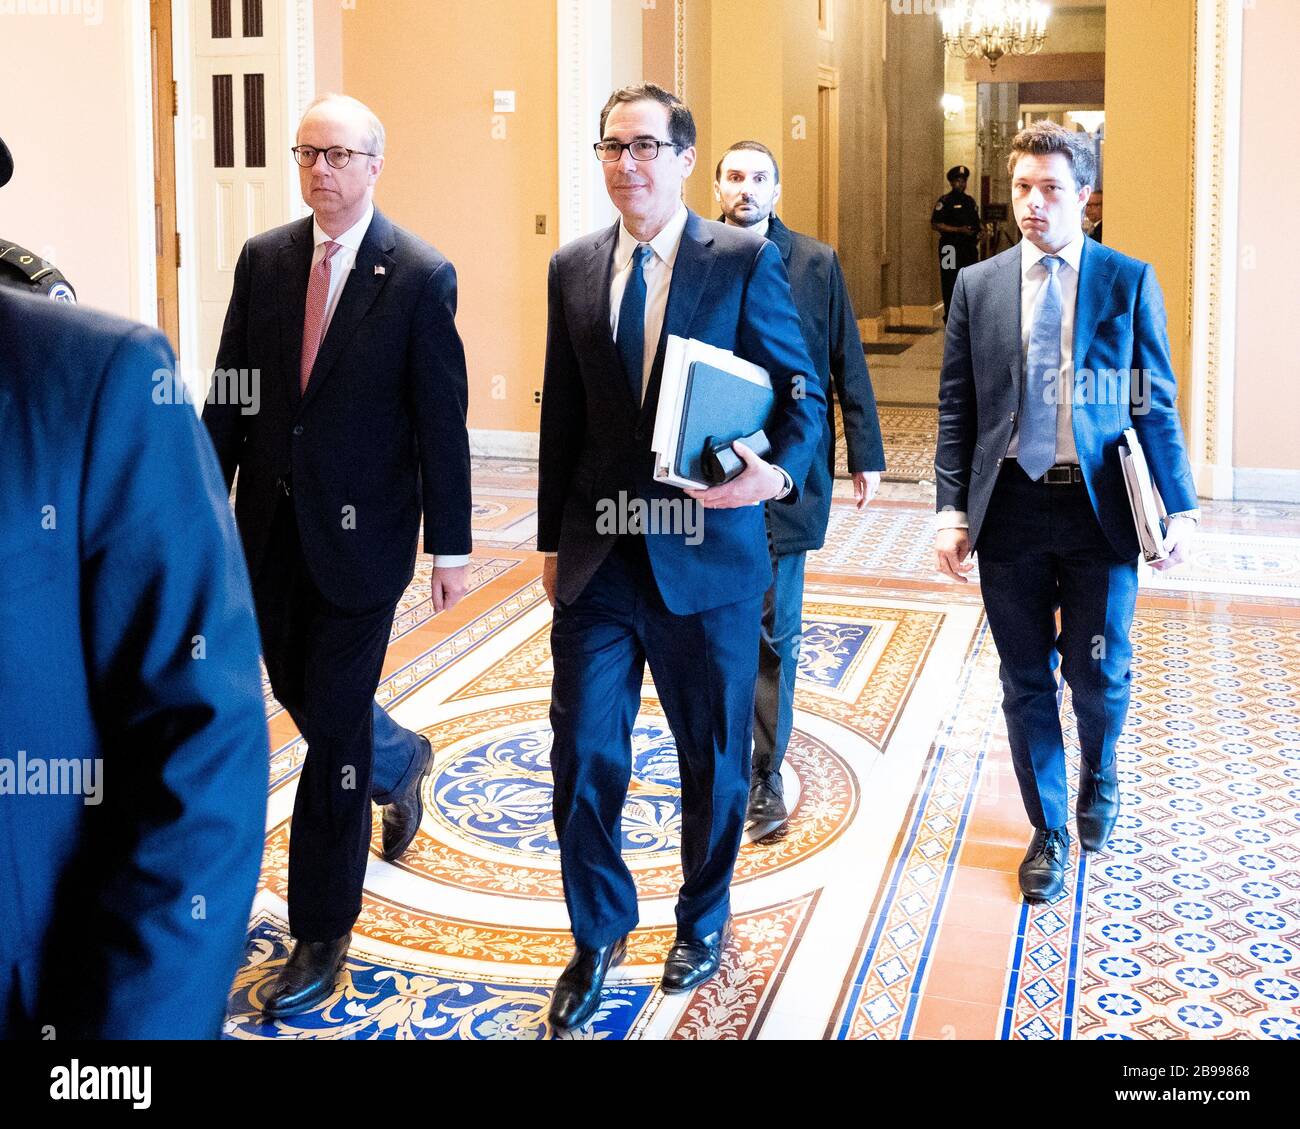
top-left (1041, 464), bottom-right (1084, 485)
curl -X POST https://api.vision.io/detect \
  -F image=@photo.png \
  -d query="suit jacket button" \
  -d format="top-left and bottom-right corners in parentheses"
top-left (293, 425), bottom-right (304, 436)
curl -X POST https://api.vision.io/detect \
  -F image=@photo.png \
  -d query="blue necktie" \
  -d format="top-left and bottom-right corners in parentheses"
top-left (1018, 253), bottom-right (1064, 481)
top-left (617, 244), bottom-right (651, 403)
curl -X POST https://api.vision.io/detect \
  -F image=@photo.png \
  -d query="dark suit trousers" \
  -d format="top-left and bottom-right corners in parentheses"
top-left (255, 501), bottom-right (424, 941)
top-left (753, 532), bottom-right (807, 779)
top-left (976, 463), bottom-right (1139, 830)
top-left (548, 536), bottom-right (762, 949)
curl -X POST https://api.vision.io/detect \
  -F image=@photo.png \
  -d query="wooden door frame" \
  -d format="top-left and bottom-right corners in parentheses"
top-left (150, 0), bottom-right (181, 351)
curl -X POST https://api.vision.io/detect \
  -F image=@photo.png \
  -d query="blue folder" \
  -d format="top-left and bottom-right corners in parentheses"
top-left (672, 360), bottom-right (775, 484)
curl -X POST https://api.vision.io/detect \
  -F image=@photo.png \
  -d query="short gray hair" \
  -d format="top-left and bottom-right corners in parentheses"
top-left (302, 93), bottom-right (386, 157)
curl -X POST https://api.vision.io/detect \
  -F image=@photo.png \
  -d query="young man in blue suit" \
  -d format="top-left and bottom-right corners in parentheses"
top-left (204, 95), bottom-right (473, 1017)
top-left (0, 290), bottom-right (268, 1038)
top-left (714, 140), bottom-right (886, 832)
top-left (538, 84), bottom-right (824, 1029)
top-left (935, 122), bottom-right (1199, 902)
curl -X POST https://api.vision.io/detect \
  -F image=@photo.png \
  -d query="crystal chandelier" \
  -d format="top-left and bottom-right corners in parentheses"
top-left (941, 1), bottom-right (1050, 70)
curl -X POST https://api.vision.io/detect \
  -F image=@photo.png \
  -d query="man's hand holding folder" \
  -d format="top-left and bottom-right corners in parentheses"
top-left (684, 441), bottom-right (787, 509)
top-left (1150, 514), bottom-right (1196, 572)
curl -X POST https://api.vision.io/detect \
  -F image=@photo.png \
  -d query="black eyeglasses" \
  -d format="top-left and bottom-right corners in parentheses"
top-left (593, 138), bottom-right (679, 163)
top-left (291, 145), bottom-right (378, 170)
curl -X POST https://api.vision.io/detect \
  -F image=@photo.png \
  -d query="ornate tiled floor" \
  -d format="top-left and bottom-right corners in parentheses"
top-left (225, 459), bottom-right (1300, 1040)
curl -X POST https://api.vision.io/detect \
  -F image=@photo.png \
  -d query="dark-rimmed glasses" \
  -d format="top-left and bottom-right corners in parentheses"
top-left (291, 145), bottom-right (378, 170)
top-left (593, 139), bottom-right (679, 163)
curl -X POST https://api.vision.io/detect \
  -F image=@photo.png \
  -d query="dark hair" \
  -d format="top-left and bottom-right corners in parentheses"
top-left (714, 140), bottom-right (780, 185)
top-left (599, 83), bottom-right (696, 151)
top-left (1006, 121), bottom-right (1097, 190)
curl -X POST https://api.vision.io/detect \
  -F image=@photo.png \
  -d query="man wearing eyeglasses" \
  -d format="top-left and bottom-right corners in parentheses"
top-left (203, 93), bottom-right (472, 1020)
top-left (538, 83), bottom-right (824, 1031)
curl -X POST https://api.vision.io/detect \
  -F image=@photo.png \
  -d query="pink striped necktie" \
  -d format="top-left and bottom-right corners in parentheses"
top-left (300, 239), bottom-right (342, 394)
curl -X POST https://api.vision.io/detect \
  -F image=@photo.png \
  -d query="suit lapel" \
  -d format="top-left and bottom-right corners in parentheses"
top-left (639, 212), bottom-right (715, 428)
top-left (765, 214), bottom-right (794, 264)
top-left (993, 245), bottom-right (1024, 398)
top-left (1072, 235), bottom-right (1119, 374)
top-left (299, 209), bottom-right (396, 413)
top-left (277, 217), bottom-right (314, 406)
top-left (586, 222), bottom-right (622, 379)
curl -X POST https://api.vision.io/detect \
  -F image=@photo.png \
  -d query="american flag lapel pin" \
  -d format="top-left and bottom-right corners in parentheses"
top-left (375, 264), bottom-right (386, 276)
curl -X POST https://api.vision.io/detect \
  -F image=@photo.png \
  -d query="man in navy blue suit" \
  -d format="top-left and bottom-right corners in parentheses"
top-left (0, 290), bottom-right (268, 1038)
top-left (538, 84), bottom-right (824, 1030)
top-left (935, 122), bottom-right (1199, 902)
top-left (204, 94), bottom-right (473, 1017)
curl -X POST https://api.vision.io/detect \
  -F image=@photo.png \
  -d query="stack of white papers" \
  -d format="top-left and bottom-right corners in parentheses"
top-left (1119, 427), bottom-right (1169, 564)
top-left (652, 335), bottom-right (772, 489)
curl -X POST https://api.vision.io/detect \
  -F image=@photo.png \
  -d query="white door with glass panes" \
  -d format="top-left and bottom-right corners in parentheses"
top-left (190, 0), bottom-right (290, 374)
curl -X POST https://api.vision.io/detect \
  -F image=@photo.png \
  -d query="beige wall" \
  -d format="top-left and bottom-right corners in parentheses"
top-left (0, 3), bottom-right (146, 319)
top-left (313, 0), bottom-right (343, 95)
top-left (823, 0), bottom-right (887, 319)
top-left (884, 3), bottom-right (946, 311)
top-left (1104, 0), bottom-right (1195, 434)
top-left (681, 0), bottom-right (714, 219)
top-left (341, 0), bottom-right (558, 435)
top-left (707, 0), bottom-right (786, 223)
top-left (779, 0), bottom-right (820, 239)
top-left (1233, 0), bottom-right (1300, 473)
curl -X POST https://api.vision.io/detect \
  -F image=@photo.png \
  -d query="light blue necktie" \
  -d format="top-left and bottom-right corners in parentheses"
top-left (616, 244), bottom-right (651, 404)
top-left (1018, 254), bottom-right (1064, 482)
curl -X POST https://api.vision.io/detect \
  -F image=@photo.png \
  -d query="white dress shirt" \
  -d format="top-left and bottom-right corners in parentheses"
top-left (311, 203), bottom-right (374, 338)
top-left (936, 234), bottom-right (1082, 532)
top-left (609, 203), bottom-right (690, 402)
top-left (1010, 233), bottom-right (1084, 465)
top-left (311, 203), bottom-right (468, 570)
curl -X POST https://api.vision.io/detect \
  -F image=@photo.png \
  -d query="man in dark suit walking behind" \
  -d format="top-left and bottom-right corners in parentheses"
top-left (538, 85), bottom-right (824, 1030)
top-left (204, 94), bottom-right (473, 1018)
top-left (714, 140), bottom-right (886, 831)
top-left (935, 122), bottom-right (1199, 902)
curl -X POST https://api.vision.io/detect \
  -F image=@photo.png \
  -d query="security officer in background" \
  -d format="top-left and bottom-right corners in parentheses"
top-left (0, 135), bottom-right (77, 302)
top-left (931, 164), bottom-right (979, 321)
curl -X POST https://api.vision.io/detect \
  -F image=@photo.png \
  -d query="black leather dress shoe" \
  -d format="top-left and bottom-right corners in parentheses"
top-left (381, 734), bottom-right (433, 862)
top-left (746, 771), bottom-right (789, 828)
top-left (262, 934), bottom-right (351, 1019)
top-left (548, 936), bottom-right (628, 1031)
top-left (660, 922), bottom-right (730, 994)
top-left (1076, 771), bottom-right (1119, 852)
top-left (1018, 827), bottom-right (1070, 903)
